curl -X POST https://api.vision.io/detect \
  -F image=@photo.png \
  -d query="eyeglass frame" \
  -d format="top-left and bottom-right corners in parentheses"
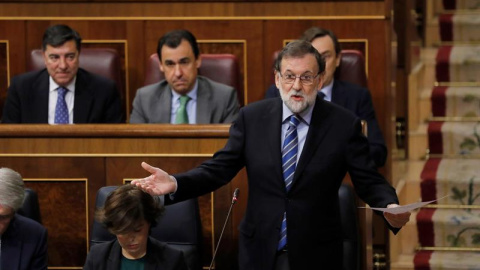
top-left (277, 71), bottom-right (322, 85)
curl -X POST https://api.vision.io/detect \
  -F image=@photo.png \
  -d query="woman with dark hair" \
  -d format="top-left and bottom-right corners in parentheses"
top-left (83, 185), bottom-right (187, 270)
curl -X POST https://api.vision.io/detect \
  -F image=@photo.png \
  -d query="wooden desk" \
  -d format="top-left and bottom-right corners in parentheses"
top-left (0, 124), bottom-right (245, 270)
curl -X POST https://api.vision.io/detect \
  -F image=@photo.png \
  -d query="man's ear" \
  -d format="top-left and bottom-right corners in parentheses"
top-left (158, 61), bottom-right (164, 73)
top-left (196, 55), bottom-right (202, 69)
top-left (335, 52), bottom-right (341, 68)
top-left (274, 70), bottom-right (281, 89)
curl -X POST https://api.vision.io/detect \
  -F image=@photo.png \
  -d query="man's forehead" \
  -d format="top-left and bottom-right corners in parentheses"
top-left (280, 55), bottom-right (318, 72)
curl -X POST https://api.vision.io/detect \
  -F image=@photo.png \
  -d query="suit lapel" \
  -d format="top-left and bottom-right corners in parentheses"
top-left (294, 97), bottom-right (333, 184)
top-left (73, 69), bottom-right (93, 123)
top-left (30, 70), bottom-right (50, 122)
top-left (264, 99), bottom-right (284, 185)
top-left (155, 83), bottom-right (172, 123)
top-left (2, 217), bottom-right (22, 270)
top-left (106, 240), bottom-right (122, 270)
top-left (196, 78), bottom-right (212, 124)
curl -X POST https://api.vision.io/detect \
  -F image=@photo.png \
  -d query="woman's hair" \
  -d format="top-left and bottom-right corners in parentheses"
top-left (0, 168), bottom-right (25, 211)
top-left (95, 184), bottom-right (164, 235)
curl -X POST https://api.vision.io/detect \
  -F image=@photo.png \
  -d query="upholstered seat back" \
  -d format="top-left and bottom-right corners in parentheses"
top-left (90, 186), bottom-right (203, 270)
top-left (17, 188), bottom-right (42, 224)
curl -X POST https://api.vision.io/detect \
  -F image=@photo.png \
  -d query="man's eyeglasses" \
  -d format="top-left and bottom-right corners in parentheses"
top-left (278, 72), bottom-right (320, 85)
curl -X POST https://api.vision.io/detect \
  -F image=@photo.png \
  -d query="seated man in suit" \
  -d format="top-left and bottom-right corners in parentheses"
top-left (0, 167), bottom-right (48, 270)
top-left (130, 29), bottom-right (240, 124)
top-left (2, 24), bottom-right (124, 124)
top-left (265, 27), bottom-right (387, 167)
top-left (83, 184), bottom-right (187, 270)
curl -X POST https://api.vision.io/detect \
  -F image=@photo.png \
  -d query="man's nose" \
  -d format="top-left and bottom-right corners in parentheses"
top-left (58, 57), bottom-right (68, 69)
top-left (292, 76), bottom-right (302, 90)
top-left (174, 64), bottom-right (183, 77)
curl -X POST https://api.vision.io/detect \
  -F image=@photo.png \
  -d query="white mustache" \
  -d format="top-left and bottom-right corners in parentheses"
top-left (287, 90), bottom-right (305, 98)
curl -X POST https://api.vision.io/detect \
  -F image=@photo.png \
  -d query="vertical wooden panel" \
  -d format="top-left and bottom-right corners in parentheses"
top-left (25, 180), bottom-right (87, 267)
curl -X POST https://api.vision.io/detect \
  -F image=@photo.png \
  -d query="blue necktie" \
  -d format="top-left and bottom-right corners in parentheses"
top-left (278, 115), bottom-right (300, 250)
top-left (54, 87), bottom-right (69, 124)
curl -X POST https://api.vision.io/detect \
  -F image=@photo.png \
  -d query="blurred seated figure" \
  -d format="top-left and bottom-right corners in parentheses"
top-left (83, 184), bottom-right (188, 270)
top-left (130, 29), bottom-right (239, 124)
top-left (0, 168), bottom-right (48, 270)
top-left (2, 24), bottom-right (124, 124)
top-left (265, 27), bottom-right (387, 168)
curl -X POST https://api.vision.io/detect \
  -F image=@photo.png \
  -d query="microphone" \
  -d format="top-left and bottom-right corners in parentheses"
top-left (208, 188), bottom-right (240, 270)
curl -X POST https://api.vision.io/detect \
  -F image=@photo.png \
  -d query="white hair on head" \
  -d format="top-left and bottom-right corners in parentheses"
top-left (0, 168), bottom-right (25, 211)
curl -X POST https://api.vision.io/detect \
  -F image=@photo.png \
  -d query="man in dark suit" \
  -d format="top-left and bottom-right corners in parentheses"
top-left (2, 24), bottom-right (123, 124)
top-left (0, 168), bottom-right (48, 270)
top-left (130, 29), bottom-right (239, 124)
top-left (265, 27), bottom-right (387, 167)
top-left (132, 40), bottom-right (410, 270)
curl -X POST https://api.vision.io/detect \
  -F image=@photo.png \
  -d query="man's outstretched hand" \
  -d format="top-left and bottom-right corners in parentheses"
top-left (131, 162), bottom-right (177, 196)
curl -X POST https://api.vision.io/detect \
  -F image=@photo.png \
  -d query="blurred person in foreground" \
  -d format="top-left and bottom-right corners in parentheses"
top-left (0, 167), bottom-right (48, 270)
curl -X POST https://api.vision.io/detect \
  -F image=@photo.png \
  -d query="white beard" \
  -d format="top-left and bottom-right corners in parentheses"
top-left (279, 88), bottom-right (317, 114)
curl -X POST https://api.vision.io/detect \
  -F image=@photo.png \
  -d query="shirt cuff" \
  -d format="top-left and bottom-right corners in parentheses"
top-left (168, 175), bottom-right (178, 200)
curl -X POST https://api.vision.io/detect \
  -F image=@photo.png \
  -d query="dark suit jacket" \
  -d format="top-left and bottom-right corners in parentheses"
top-left (83, 237), bottom-right (188, 270)
top-left (2, 68), bottom-right (124, 123)
top-left (130, 76), bottom-right (239, 123)
top-left (265, 80), bottom-right (387, 167)
top-left (168, 97), bottom-right (399, 270)
top-left (1, 214), bottom-right (48, 270)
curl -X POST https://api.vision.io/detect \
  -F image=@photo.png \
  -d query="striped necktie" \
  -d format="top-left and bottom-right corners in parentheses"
top-left (54, 87), bottom-right (69, 124)
top-left (278, 115), bottom-right (300, 250)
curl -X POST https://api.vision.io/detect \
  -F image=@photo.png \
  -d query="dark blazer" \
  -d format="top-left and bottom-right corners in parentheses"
top-left (83, 237), bottom-right (187, 270)
top-left (2, 68), bottom-right (124, 123)
top-left (265, 80), bottom-right (387, 167)
top-left (130, 76), bottom-right (239, 123)
top-left (1, 214), bottom-right (48, 270)
top-left (169, 97), bottom-right (399, 270)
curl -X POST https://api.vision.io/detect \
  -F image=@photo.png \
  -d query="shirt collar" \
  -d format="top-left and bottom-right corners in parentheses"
top-left (281, 98), bottom-right (315, 125)
top-left (319, 79), bottom-right (334, 101)
top-left (49, 76), bottom-right (76, 93)
top-left (171, 79), bottom-right (198, 101)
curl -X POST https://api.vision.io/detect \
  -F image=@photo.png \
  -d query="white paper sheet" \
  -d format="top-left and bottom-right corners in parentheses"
top-left (359, 195), bottom-right (450, 214)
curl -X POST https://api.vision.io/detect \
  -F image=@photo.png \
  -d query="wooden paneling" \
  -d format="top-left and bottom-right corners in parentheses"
top-left (0, 41), bottom-right (7, 115)
top-left (24, 179), bottom-right (88, 267)
top-left (0, 2), bottom-right (386, 17)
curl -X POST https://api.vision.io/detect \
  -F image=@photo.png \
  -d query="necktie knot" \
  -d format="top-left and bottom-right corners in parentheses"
top-left (58, 87), bottom-right (67, 97)
top-left (179, 95), bottom-right (191, 106)
top-left (288, 115), bottom-right (300, 128)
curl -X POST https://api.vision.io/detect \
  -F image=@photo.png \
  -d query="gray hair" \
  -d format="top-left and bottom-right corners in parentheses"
top-left (274, 40), bottom-right (326, 74)
top-left (0, 168), bottom-right (25, 211)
